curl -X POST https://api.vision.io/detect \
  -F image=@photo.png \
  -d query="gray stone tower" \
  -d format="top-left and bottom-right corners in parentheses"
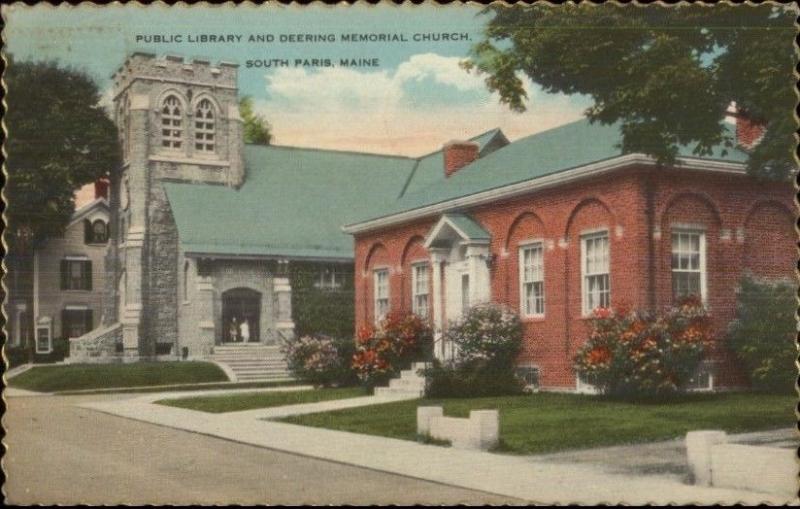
top-left (107, 53), bottom-right (244, 359)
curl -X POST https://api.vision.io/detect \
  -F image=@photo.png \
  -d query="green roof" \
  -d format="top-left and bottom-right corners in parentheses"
top-left (164, 145), bottom-right (414, 259)
top-left (364, 119), bottom-right (748, 223)
top-left (165, 118), bottom-right (748, 260)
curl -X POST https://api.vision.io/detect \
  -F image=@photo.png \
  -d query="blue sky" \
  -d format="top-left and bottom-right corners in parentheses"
top-left (4, 3), bottom-right (590, 155)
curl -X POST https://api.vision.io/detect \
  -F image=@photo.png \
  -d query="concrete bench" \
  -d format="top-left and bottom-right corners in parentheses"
top-left (417, 406), bottom-right (499, 450)
top-left (686, 430), bottom-right (796, 497)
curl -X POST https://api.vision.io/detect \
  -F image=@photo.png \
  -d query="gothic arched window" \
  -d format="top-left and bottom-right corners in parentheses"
top-left (161, 95), bottom-right (183, 149)
top-left (84, 219), bottom-right (108, 244)
top-left (194, 99), bottom-right (215, 153)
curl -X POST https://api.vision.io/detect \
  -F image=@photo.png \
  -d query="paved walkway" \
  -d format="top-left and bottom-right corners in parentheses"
top-left (78, 388), bottom-right (797, 505)
top-left (5, 393), bottom-right (517, 505)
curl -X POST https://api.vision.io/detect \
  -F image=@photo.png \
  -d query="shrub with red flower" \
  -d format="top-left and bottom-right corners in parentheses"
top-left (574, 297), bottom-right (712, 398)
top-left (352, 311), bottom-right (433, 389)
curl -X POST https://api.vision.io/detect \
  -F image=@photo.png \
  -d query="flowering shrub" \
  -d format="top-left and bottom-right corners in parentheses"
top-left (574, 296), bottom-right (712, 398)
top-left (728, 276), bottom-right (795, 393)
top-left (446, 303), bottom-right (523, 368)
top-left (352, 311), bottom-right (433, 389)
top-left (283, 335), bottom-right (358, 387)
top-left (425, 304), bottom-right (525, 398)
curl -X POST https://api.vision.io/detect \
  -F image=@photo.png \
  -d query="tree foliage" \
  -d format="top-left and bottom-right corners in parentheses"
top-left (728, 276), bottom-right (796, 393)
top-left (465, 4), bottom-right (797, 180)
top-left (4, 57), bottom-right (120, 248)
top-left (239, 96), bottom-right (272, 145)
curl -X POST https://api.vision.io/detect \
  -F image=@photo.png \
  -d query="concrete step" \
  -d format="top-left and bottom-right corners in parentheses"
top-left (212, 358), bottom-right (287, 365)
top-left (400, 369), bottom-right (426, 381)
top-left (389, 378), bottom-right (425, 390)
top-left (374, 386), bottom-right (424, 398)
top-left (236, 374), bottom-right (292, 382)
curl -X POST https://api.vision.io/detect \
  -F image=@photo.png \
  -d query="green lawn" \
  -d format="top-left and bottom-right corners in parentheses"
top-left (7, 362), bottom-right (229, 392)
top-left (156, 387), bottom-right (367, 413)
top-left (279, 391), bottom-right (794, 455)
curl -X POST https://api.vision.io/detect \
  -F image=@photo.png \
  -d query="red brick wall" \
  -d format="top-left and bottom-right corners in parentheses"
top-left (353, 166), bottom-right (794, 390)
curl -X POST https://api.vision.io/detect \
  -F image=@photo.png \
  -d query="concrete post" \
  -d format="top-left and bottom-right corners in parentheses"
top-left (194, 275), bottom-right (216, 357)
top-left (469, 409), bottom-right (500, 450)
top-left (429, 249), bottom-right (448, 360)
top-left (686, 430), bottom-right (727, 486)
top-left (417, 406), bottom-right (443, 436)
top-left (273, 276), bottom-right (295, 341)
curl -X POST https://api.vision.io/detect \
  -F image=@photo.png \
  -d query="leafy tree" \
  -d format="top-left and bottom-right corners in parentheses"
top-left (728, 276), bottom-right (795, 393)
top-left (465, 4), bottom-right (797, 180)
top-left (4, 57), bottom-right (120, 248)
top-left (239, 96), bottom-right (272, 145)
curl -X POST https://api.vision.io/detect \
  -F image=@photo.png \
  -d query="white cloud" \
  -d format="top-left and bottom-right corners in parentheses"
top-left (259, 53), bottom-right (589, 156)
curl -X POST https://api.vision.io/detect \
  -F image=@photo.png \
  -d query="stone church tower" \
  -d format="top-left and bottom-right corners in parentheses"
top-left (106, 53), bottom-right (244, 359)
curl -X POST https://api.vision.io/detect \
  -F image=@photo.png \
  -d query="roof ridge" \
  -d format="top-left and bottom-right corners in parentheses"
top-left (412, 127), bottom-right (503, 161)
top-left (396, 159), bottom-right (422, 199)
top-left (244, 143), bottom-right (415, 160)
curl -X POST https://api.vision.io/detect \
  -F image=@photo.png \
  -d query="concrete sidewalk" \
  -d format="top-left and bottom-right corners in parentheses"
top-left (78, 389), bottom-right (796, 505)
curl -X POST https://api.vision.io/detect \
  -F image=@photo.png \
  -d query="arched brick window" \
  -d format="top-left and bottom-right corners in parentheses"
top-left (194, 99), bottom-right (216, 153)
top-left (161, 95), bottom-right (183, 149)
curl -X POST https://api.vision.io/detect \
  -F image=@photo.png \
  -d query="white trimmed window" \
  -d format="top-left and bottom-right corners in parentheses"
top-left (374, 269), bottom-right (390, 323)
top-left (60, 258), bottom-right (92, 291)
top-left (671, 230), bottom-right (706, 301)
top-left (194, 99), bottom-right (216, 153)
top-left (411, 263), bottom-right (429, 318)
top-left (686, 360), bottom-right (715, 391)
top-left (35, 318), bottom-right (52, 354)
top-left (519, 242), bottom-right (545, 317)
top-left (314, 266), bottom-right (345, 291)
top-left (161, 95), bottom-right (183, 149)
top-left (581, 231), bottom-right (610, 314)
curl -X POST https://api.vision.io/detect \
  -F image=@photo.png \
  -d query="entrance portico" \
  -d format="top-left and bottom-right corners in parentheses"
top-left (424, 214), bottom-right (492, 361)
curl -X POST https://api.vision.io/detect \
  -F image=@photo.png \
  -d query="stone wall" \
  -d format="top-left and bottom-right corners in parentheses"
top-left (143, 177), bottom-right (180, 350)
top-left (68, 322), bottom-right (123, 363)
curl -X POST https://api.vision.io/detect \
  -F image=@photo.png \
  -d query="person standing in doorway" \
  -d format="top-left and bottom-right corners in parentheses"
top-left (229, 316), bottom-right (239, 343)
top-left (240, 318), bottom-right (250, 343)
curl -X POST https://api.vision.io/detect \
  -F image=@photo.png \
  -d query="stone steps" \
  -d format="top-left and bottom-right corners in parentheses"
top-left (374, 362), bottom-right (430, 398)
top-left (210, 344), bottom-right (292, 383)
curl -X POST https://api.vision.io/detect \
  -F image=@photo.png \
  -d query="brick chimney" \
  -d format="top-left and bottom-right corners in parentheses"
top-left (94, 178), bottom-right (110, 200)
top-left (443, 140), bottom-right (480, 178)
top-left (731, 111), bottom-right (766, 150)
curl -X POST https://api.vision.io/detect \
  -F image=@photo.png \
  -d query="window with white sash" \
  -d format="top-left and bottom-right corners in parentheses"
top-left (671, 230), bottom-right (706, 302)
top-left (519, 242), bottom-right (545, 317)
top-left (374, 269), bottom-right (390, 323)
top-left (161, 95), bottom-right (183, 150)
top-left (194, 99), bottom-right (216, 153)
top-left (411, 263), bottom-right (429, 318)
top-left (581, 231), bottom-right (610, 315)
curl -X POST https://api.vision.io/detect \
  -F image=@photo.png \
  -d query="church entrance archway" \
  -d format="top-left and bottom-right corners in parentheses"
top-left (221, 288), bottom-right (261, 343)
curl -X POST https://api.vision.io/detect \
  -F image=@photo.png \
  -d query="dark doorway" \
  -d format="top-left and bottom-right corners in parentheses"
top-left (222, 288), bottom-right (261, 343)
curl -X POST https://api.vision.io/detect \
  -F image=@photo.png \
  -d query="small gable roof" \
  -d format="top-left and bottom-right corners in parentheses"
top-left (425, 213), bottom-right (490, 248)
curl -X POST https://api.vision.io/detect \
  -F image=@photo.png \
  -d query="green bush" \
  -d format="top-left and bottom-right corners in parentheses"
top-left (291, 262), bottom-right (355, 339)
top-left (728, 276), bottom-right (796, 393)
top-left (4, 345), bottom-right (32, 368)
top-left (424, 361), bottom-right (525, 398)
top-left (425, 304), bottom-right (524, 398)
top-left (574, 297), bottom-right (711, 399)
